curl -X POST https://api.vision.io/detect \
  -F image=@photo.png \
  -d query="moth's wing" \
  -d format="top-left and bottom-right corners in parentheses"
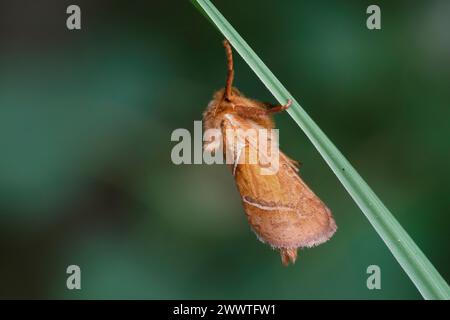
top-left (222, 114), bottom-right (336, 262)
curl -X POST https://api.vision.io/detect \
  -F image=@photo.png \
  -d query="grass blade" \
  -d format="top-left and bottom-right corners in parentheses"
top-left (192, 0), bottom-right (450, 300)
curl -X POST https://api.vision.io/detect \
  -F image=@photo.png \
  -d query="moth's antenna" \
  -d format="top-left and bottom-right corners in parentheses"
top-left (223, 39), bottom-right (234, 100)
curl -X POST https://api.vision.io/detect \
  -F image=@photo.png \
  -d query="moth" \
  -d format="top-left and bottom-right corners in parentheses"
top-left (203, 40), bottom-right (336, 265)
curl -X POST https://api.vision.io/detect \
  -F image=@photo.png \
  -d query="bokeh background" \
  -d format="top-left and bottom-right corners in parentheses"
top-left (0, 0), bottom-right (449, 299)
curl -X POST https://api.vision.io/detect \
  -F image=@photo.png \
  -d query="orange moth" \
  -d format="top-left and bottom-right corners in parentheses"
top-left (203, 40), bottom-right (336, 265)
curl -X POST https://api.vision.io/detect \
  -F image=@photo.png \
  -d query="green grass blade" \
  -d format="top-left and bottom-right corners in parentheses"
top-left (192, 0), bottom-right (450, 300)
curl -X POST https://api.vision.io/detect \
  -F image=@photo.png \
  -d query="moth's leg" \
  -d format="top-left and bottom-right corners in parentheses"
top-left (233, 143), bottom-right (245, 176)
top-left (234, 105), bottom-right (269, 121)
top-left (233, 99), bottom-right (292, 121)
top-left (223, 40), bottom-right (234, 101)
top-left (264, 99), bottom-right (292, 114)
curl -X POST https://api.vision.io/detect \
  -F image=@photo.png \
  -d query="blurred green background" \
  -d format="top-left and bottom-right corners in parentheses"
top-left (0, 0), bottom-right (449, 299)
